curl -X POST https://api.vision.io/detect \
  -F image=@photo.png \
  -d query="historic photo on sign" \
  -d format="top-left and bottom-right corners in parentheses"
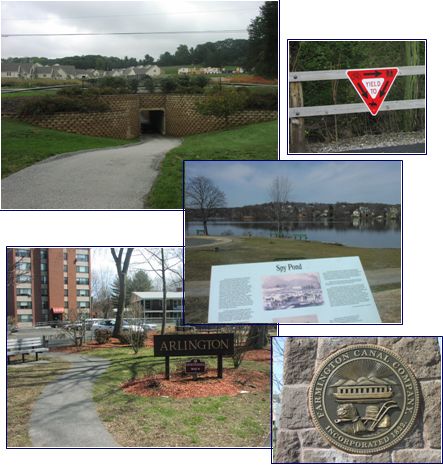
top-left (262, 273), bottom-right (323, 311)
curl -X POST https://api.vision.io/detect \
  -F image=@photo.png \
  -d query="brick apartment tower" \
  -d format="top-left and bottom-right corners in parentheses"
top-left (7, 248), bottom-right (91, 326)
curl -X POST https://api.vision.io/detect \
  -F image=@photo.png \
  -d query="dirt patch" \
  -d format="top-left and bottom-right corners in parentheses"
top-left (374, 288), bottom-right (401, 323)
top-left (121, 368), bottom-right (269, 399)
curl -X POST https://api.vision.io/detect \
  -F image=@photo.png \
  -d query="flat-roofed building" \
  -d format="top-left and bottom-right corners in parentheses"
top-left (7, 248), bottom-right (91, 326)
top-left (131, 291), bottom-right (183, 324)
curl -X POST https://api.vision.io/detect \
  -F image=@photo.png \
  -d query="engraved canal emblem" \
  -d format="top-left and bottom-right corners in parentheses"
top-left (309, 344), bottom-right (420, 454)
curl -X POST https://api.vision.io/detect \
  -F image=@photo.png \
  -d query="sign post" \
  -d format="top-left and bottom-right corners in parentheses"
top-left (346, 67), bottom-right (399, 116)
top-left (154, 333), bottom-right (235, 380)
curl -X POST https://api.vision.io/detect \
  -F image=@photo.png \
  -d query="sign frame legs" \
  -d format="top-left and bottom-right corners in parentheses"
top-left (217, 354), bottom-right (223, 379)
top-left (165, 356), bottom-right (170, 380)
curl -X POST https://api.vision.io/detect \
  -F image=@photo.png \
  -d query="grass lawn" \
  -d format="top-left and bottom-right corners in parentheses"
top-left (1, 89), bottom-right (59, 98)
top-left (2, 119), bottom-right (139, 178)
top-left (7, 358), bottom-right (70, 447)
top-left (186, 236), bottom-right (401, 281)
top-left (90, 346), bottom-right (270, 447)
top-left (146, 120), bottom-right (278, 208)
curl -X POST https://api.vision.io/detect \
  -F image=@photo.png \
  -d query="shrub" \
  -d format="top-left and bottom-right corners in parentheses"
top-left (18, 96), bottom-right (110, 116)
top-left (244, 91), bottom-right (278, 111)
top-left (195, 88), bottom-right (247, 126)
top-left (57, 86), bottom-right (83, 97)
top-left (192, 75), bottom-right (210, 89)
top-left (159, 76), bottom-right (178, 93)
top-left (118, 329), bottom-right (146, 353)
top-left (95, 329), bottom-right (112, 344)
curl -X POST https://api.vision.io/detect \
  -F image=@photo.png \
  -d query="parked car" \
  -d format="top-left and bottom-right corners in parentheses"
top-left (139, 322), bottom-right (157, 331)
top-left (91, 319), bottom-right (115, 332)
top-left (84, 318), bottom-right (104, 330)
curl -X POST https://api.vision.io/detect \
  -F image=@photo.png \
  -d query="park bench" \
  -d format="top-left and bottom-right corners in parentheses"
top-left (293, 233), bottom-right (308, 241)
top-left (7, 337), bottom-right (48, 364)
top-left (196, 229), bottom-right (205, 236)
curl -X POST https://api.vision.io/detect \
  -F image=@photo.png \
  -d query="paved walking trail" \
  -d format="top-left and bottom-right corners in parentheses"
top-left (2, 135), bottom-right (181, 209)
top-left (29, 352), bottom-right (119, 447)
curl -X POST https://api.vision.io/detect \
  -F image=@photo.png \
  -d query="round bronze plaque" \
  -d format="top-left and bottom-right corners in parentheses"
top-left (309, 344), bottom-right (420, 454)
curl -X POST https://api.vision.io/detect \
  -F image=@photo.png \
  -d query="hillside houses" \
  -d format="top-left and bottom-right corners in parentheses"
top-left (178, 66), bottom-right (244, 75)
top-left (1, 62), bottom-right (162, 80)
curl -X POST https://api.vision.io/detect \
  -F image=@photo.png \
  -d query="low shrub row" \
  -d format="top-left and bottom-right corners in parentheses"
top-left (18, 96), bottom-right (110, 116)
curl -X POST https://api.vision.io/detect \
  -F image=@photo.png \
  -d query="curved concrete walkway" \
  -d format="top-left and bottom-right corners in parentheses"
top-left (2, 135), bottom-right (182, 209)
top-left (30, 352), bottom-right (119, 447)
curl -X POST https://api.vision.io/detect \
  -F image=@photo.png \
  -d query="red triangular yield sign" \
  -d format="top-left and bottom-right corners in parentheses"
top-left (346, 67), bottom-right (399, 116)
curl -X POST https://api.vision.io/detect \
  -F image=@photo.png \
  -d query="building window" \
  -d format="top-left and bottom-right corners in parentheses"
top-left (64, 265), bottom-right (68, 272)
top-left (76, 266), bottom-right (89, 273)
top-left (18, 314), bottom-right (33, 322)
top-left (64, 253), bottom-right (68, 260)
top-left (16, 288), bottom-right (32, 296)
top-left (41, 300), bottom-right (49, 310)
top-left (16, 249), bottom-right (31, 258)
top-left (77, 289), bottom-right (90, 297)
top-left (76, 277), bottom-right (89, 285)
top-left (64, 277), bottom-right (68, 284)
top-left (17, 262), bottom-right (31, 271)
top-left (41, 288), bottom-right (48, 296)
top-left (64, 301), bottom-right (69, 309)
top-left (77, 301), bottom-right (90, 309)
top-left (64, 289), bottom-right (69, 296)
top-left (41, 263), bottom-right (48, 271)
top-left (17, 275), bottom-right (32, 283)
top-left (76, 253), bottom-right (88, 262)
top-left (18, 301), bottom-right (32, 309)
top-left (40, 249), bottom-right (48, 259)
top-left (41, 275), bottom-right (48, 284)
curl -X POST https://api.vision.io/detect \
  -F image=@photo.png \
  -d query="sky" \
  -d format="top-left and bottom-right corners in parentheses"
top-left (1, 1), bottom-right (263, 60)
top-left (91, 247), bottom-right (183, 290)
top-left (185, 161), bottom-right (402, 207)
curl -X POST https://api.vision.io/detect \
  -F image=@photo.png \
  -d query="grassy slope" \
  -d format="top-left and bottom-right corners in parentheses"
top-left (7, 358), bottom-right (70, 447)
top-left (146, 120), bottom-right (278, 208)
top-left (1, 89), bottom-right (58, 98)
top-left (186, 236), bottom-right (401, 282)
top-left (91, 347), bottom-right (270, 447)
top-left (2, 119), bottom-right (138, 178)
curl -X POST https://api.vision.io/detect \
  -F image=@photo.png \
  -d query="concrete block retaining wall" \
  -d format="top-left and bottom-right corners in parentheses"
top-left (2, 93), bottom-right (277, 139)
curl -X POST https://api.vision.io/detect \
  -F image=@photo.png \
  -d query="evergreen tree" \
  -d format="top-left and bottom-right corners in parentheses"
top-left (247, 1), bottom-right (278, 78)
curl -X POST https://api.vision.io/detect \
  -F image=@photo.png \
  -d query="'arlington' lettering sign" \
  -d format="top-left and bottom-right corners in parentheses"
top-left (154, 333), bottom-right (234, 357)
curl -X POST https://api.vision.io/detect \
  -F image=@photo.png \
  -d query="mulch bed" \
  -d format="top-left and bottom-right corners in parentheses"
top-left (243, 349), bottom-right (271, 362)
top-left (121, 368), bottom-right (269, 399)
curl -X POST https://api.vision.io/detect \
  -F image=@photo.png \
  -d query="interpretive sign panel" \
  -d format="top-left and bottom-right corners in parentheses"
top-left (208, 256), bottom-right (381, 324)
top-left (185, 359), bottom-right (206, 374)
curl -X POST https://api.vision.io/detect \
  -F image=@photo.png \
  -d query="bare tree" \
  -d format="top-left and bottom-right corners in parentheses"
top-left (135, 248), bottom-right (183, 335)
top-left (272, 337), bottom-right (285, 394)
top-left (268, 176), bottom-right (293, 236)
top-left (186, 176), bottom-right (226, 235)
top-left (91, 267), bottom-right (115, 318)
top-left (110, 248), bottom-right (134, 337)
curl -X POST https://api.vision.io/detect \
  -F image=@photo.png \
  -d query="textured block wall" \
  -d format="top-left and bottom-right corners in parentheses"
top-left (275, 337), bottom-right (441, 463)
top-left (2, 93), bottom-right (277, 139)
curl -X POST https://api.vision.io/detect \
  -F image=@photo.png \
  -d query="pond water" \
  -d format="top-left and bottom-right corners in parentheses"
top-left (185, 220), bottom-right (401, 248)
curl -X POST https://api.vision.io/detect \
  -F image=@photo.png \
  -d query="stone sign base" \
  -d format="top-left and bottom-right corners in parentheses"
top-left (275, 337), bottom-right (441, 463)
